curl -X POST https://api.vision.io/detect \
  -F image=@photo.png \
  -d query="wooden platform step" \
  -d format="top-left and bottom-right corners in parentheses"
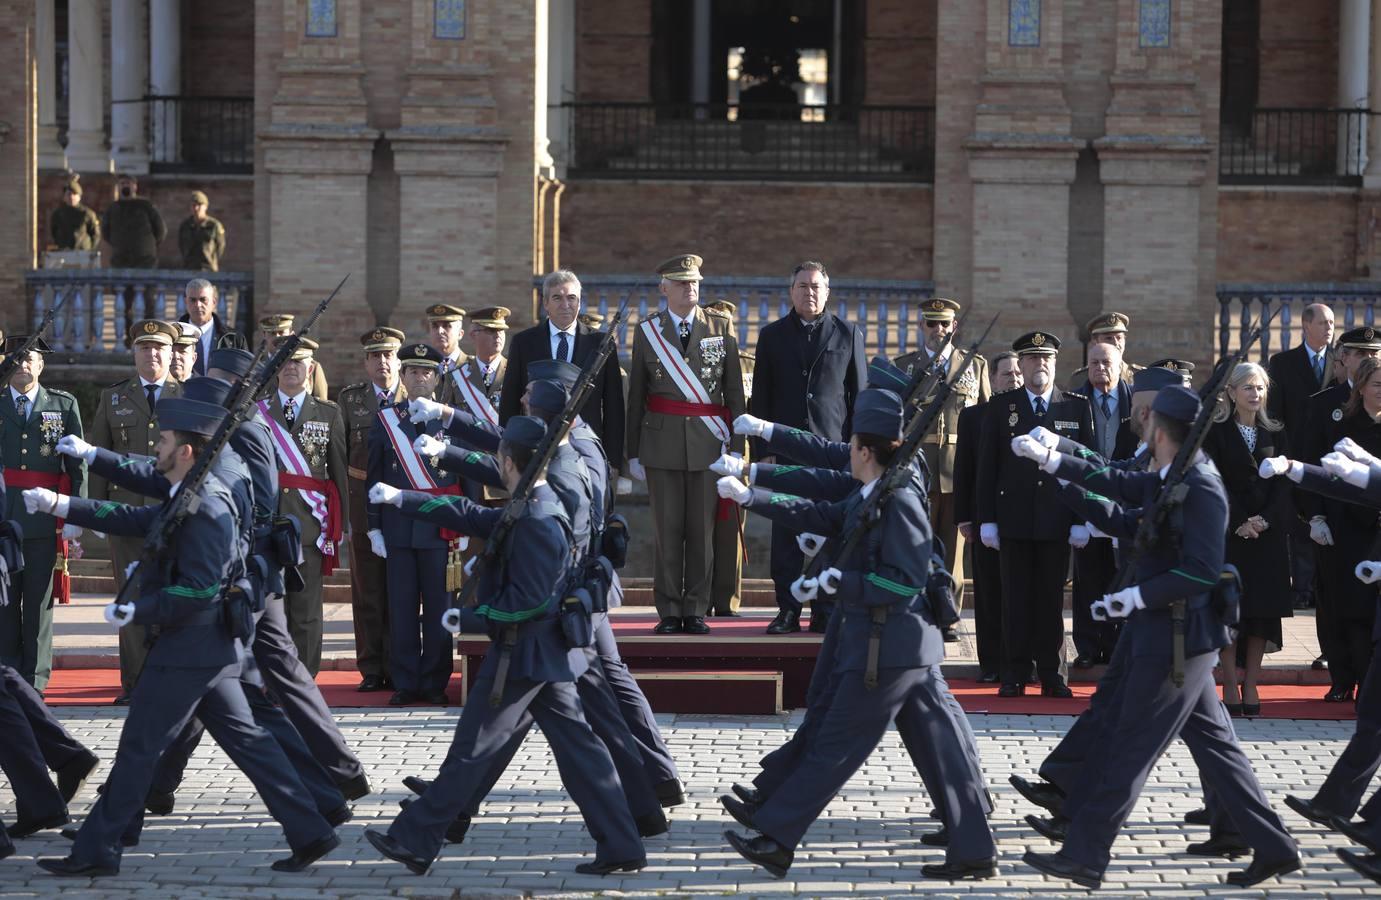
top-left (630, 670), bottom-right (783, 715)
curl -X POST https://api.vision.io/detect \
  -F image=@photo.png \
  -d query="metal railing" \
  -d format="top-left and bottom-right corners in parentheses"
top-left (549, 275), bottom-right (935, 360)
top-left (23, 269), bottom-right (254, 356)
top-left (145, 95), bottom-right (254, 174)
top-left (1219, 107), bottom-right (1369, 185)
top-left (1217, 282), bottom-right (1381, 361)
top-left (560, 102), bottom-right (935, 182)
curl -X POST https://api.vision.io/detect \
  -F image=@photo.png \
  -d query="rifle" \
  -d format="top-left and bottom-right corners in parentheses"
top-left (1103, 310), bottom-right (1273, 687)
top-left (454, 298), bottom-right (631, 706)
top-left (0, 292), bottom-right (71, 385)
top-left (902, 308), bottom-right (968, 411)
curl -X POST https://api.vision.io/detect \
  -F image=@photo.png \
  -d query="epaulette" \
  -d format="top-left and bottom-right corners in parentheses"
top-left (339, 382), bottom-right (367, 394)
top-left (990, 385), bottom-right (1025, 400)
top-left (1062, 391), bottom-right (1090, 402)
top-left (101, 379), bottom-right (125, 391)
top-left (703, 305), bottom-right (730, 320)
top-left (48, 388), bottom-right (78, 403)
top-left (313, 397), bottom-right (341, 409)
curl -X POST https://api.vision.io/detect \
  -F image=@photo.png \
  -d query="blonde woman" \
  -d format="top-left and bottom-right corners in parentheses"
top-left (1202, 362), bottom-right (1292, 716)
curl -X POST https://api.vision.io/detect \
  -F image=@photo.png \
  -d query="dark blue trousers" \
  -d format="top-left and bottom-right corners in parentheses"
top-left (0, 675), bottom-right (67, 825)
top-left (591, 614), bottom-right (679, 786)
top-left (1313, 636), bottom-right (1381, 818)
top-left (0, 665), bottom-right (87, 771)
top-left (386, 547), bottom-right (453, 695)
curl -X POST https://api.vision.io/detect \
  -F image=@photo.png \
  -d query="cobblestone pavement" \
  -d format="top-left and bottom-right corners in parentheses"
top-left (0, 709), bottom-right (1374, 898)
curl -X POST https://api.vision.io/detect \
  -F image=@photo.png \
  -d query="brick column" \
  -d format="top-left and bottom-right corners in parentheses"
top-left (0, 0), bottom-right (37, 332)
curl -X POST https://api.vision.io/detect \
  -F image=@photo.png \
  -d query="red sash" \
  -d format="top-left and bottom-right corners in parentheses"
top-left (4, 469), bottom-right (73, 603)
top-left (643, 397), bottom-right (738, 521)
top-left (278, 474), bottom-right (343, 575)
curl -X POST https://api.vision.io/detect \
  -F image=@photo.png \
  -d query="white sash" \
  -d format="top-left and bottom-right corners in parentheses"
top-left (453, 364), bottom-right (499, 426)
top-left (639, 317), bottom-right (730, 444)
top-left (378, 406), bottom-right (438, 489)
top-left (257, 399), bottom-right (333, 555)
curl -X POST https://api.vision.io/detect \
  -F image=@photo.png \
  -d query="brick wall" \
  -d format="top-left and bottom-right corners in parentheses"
top-left (0, 1), bottom-right (35, 337)
top-left (1217, 187), bottom-right (1360, 282)
top-left (558, 180), bottom-right (933, 279)
top-left (864, 0), bottom-right (936, 105)
top-left (1258, 0), bottom-right (1337, 108)
top-left (575, 0), bottom-right (652, 102)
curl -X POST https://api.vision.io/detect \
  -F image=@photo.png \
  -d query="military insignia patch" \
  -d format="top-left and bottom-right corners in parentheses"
top-left (1008, 412), bottom-right (1019, 426)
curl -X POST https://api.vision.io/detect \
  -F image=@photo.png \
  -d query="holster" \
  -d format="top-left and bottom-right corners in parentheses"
top-left (559, 588), bottom-right (595, 649)
top-left (601, 514), bottom-right (630, 570)
top-left (1211, 564), bottom-right (1243, 630)
top-left (222, 579), bottom-right (255, 643)
top-left (271, 514), bottom-right (306, 592)
top-left (0, 520), bottom-right (25, 575)
top-left (925, 565), bottom-right (960, 628)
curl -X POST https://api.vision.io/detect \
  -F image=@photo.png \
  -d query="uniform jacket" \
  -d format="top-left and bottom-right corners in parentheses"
top-left (975, 386), bottom-right (1093, 539)
top-left (1301, 382), bottom-right (1351, 466)
top-left (88, 376), bottom-right (182, 507)
top-left (103, 197), bottom-right (165, 268)
top-left (1267, 343), bottom-right (1333, 446)
top-left (463, 356), bottom-right (507, 412)
top-left (952, 401), bottom-right (985, 526)
top-left (500, 321), bottom-right (626, 468)
top-left (50, 203), bottom-right (101, 251)
top-left (0, 386), bottom-right (85, 539)
top-left (626, 306), bottom-right (747, 469)
top-left (893, 349), bottom-right (990, 493)
top-left (1297, 461), bottom-right (1381, 510)
top-left (338, 380), bottom-right (406, 531)
top-left (365, 410), bottom-right (455, 550)
top-left (1067, 379), bottom-right (1137, 462)
top-left (750, 311), bottom-right (866, 455)
top-left (178, 214), bottom-right (226, 271)
top-left (261, 392), bottom-right (349, 550)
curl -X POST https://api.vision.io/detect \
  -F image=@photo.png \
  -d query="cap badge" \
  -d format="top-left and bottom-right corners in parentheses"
top-left (1367, 328), bottom-right (1375, 341)
top-left (143, 322), bottom-right (159, 334)
top-left (1032, 333), bottom-right (1046, 347)
top-left (929, 299), bottom-right (944, 311)
top-left (372, 329), bottom-right (385, 341)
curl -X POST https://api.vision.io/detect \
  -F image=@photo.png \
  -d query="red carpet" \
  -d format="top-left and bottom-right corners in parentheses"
top-left (45, 670), bottom-right (465, 709)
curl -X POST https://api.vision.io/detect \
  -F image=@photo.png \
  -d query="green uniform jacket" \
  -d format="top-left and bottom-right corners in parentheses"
top-left (893, 350), bottom-right (990, 495)
top-left (0, 386), bottom-right (86, 537)
top-left (338, 379), bottom-right (406, 532)
top-left (87, 377), bottom-right (182, 507)
top-left (178, 214), bottom-right (226, 271)
top-left (50, 204), bottom-right (101, 250)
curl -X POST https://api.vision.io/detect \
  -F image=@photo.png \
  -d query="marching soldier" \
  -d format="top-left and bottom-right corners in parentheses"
top-left (261, 338), bottom-right (349, 674)
top-left (426, 304), bottom-right (470, 408)
top-left (706, 299), bottom-right (746, 617)
top-left (1065, 312), bottom-right (1144, 390)
top-left (169, 321), bottom-right (201, 382)
top-left (626, 254), bottom-right (746, 634)
top-left (0, 335), bottom-right (84, 693)
top-left (88, 319), bottom-right (182, 702)
top-left (260, 314), bottom-right (330, 401)
top-left (894, 297), bottom-right (989, 638)
top-left (338, 326), bottom-right (406, 692)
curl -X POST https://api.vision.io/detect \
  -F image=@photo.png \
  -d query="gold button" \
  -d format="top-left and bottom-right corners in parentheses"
top-left (283, 488), bottom-right (290, 494)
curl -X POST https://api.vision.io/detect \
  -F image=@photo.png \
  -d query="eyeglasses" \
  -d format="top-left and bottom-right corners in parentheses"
top-left (923, 320), bottom-right (953, 329)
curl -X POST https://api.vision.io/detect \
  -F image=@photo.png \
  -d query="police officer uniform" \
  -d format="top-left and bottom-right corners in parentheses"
top-left (339, 327), bottom-right (407, 692)
top-left (1064, 312), bottom-right (1144, 390)
top-left (259, 314), bottom-right (330, 401)
top-left (426, 304), bottom-right (472, 410)
top-left (626, 254), bottom-right (746, 633)
top-left (88, 319), bottom-right (183, 698)
top-left (0, 661), bottom-right (98, 840)
top-left (0, 335), bottom-right (84, 693)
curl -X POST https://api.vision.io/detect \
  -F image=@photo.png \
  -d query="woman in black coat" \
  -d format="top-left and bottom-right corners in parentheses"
top-left (1203, 361), bottom-right (1292, 716)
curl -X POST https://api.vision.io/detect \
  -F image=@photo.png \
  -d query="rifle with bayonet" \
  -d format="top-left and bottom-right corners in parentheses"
top-left (0, 292), bottom-right (70, 385)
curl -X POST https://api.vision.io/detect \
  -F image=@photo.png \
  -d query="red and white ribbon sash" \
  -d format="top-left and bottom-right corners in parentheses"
top-left (640, 317), bottom-right (731, 445)
top-left (454, 364), bottom-right (498, 426)
top-left (257, 399), bottom-right (334, 555)
top-left (378, 406), bottom-right (438, 489)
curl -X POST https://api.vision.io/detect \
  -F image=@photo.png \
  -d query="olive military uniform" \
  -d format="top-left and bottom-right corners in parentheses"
top-left (50, 205), bottom-right (101, 251)
top-left (426, 304), bottom-right (472, 411)
top-left (178, 190), bottom-right (226, 272)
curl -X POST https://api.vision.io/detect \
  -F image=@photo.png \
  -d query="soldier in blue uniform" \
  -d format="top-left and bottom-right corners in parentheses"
top-left (1015, 386), bottom-right (1300, 890)
top-left (363, 416), bottom-right (645, 876)
top-left (29, 397), bottom-right (338, 877)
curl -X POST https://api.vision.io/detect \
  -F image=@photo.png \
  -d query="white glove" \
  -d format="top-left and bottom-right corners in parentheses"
top-left (1335, 436), bottom-right (1380, 465)
top-left (796, 533), bottom-right (826, 557)
top-left (409, 397), bottom-right (446, 424)
top-left (1310, 518), bottom-right (1334, 546)
top-left (1012, 435), bottom-right (1062, 472)
top-left (1068, 525), bottom-right (1090, 549)
top-left (414, 434), bottom-right (447, 458)
top-left (1029, 426), bottom-right (1060, 450)
top-left (367, 529), bottom-right (388, 559)
top-left (456, 536), bottom-right (470, 552)
top-left (789, 575), bottom-right (819, 604)
top-left (733, 414), bottom-right (772, 439)
top-left (616, 476), bottom-right (633, 495)
top-left (464, 556), bottom-right (477, 577)
top-left (627, 458), bottom-right (646, 482)
top-left (1355, 561), bottom-right (1381, 584)
top-left (368, 483), bottom-right (403, 507)
top-left (1257, 457), bottom-right (1290, 479)
top-left (61, 524), bottom-right (82, 541)
top-left (980, 522), bottom-right (999, 550)
top-left (22, 487), bottom-right (58, 515)
top-left (56, 434), bottom-right (96, 463)
top-left (710, 453), bottom-right (745, 478)
top-left (1090, 599), bottom-right (1110, 622)
top-left (124, 560), bottom-right (139, 580)
top-left (103, 602), bottom-right (134, 627)
top-left (441, 607), bottom-right (463, 635)
top-left (818, 567), bottom-right (842, 595)
top-left (1103, 585), bottom-right (1145, 618)
top-left (1322, 452), bottom-right (1370, 488)
top-left (1086, 522), bottom-right (1110, 540)
top-left (716, 475), bottom-right (752, 506)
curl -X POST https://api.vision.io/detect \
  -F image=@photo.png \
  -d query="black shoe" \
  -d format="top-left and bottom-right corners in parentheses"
top-left (445, 814), bottom-right (471, 844)
top-left (1331, 814), bottom-right (1381, 854)
top-left (1041, 680), bottom-right (1074, 699)
top-left (1312, 655), bottom-right (1327, 670)
top-left (1325, 687), bottom-right (1355, 703)
top-left (765, 609), bottom-right (801, 635)
top-left (56, 751), bottom-right (99, 804)
top-left (61, 827), bottom-right (136, 848)
top-left (357, 674), bottom-right (386, 692)
top-left (725, 829), bottom-right (793, 878)
top-left (720, 794), bottom-right (759, 830)
top-left (941, 626), bottom-right (959, 643)
top-left (1186, 834), bottom-right (1252, 858)
top-left (141, 788), bottom-right (174, 816)
top-left (271, 833), bottom-right (340, 872)
top-left (997, 683), bottom-right (1025, 698)
top-left (574, 857), bottom-right (647, 875)
top-left (682, 616), bottom-right (710, 635)
top-left (388, 689), bottom-right (418, 707)
top-left (37, 856), bottom-right (119, 878)
top-left (324, 805), bottom-right (353, 828)
top-left (656, 778), bottom-right (687, 808)
top-left (1243, 702), bottom-right (1261, 717)
top-left (7, 813), bottom-right (69, 839)
top-left (1225, 702), bottom-right (1244, 717)
top-left (730, 782), bottom-right (760, 805)
top-left (653, 616), bottom-right (683, 635)
top-left (977, 671), bottom-right (1001, 684)
top-left (423, 691), bottom-right (448, 706)
top-left (922, 857), bottom-right (998, 880)
top-left (0, 842), bottom-right (11, 861)
top-left (1184, 807), bottom-right (1211, 826)
top-left (1026, 813), bottom-right (1068, 843)
top-left (1337, 848), bottom-right (1381, 884)
top-left (1009, 774), bottom-right (1065, 814)
top-left (112, 694), bottom-right (131, 707)
top-left (1284, 794), bottom-right (1337, 826)
top-left (808, 615), bottom-right (830, 633)
top-left (338, 773), bottom-right (372, 801)
top-left (636, 811), bottom-right (669, 837)
top-left (1023, 850), bottom-right (1101, 889)
top-left (1072, 655), bottom-right (1095, 670)
top-left (364, 828), bottom-right (431, 875)
top-left (403, 775), bottom-right (431, 797)
top-left (920, 826), bottom-right (949, 847)
top-left (1225, 854), bottom-right (1301, 887)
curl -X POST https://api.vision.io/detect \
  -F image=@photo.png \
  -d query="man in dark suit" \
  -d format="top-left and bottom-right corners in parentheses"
top-left (178, 277), bottom-right (246, 376)
top-left (748, 261), bottom-right (866, 634)
top-left (498, 270), bottom-right (626, 470)
top-left (1065, 342), bottom-right (1137, 669)
top-left (975, 331), bottom-right (1093, 698)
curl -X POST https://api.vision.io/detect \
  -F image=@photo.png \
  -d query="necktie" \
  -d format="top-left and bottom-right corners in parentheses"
top-left (1034, 397), bottom-right (1046, 418)
top-left (146, 384), bottom-right (159, 412)
top-left (377, 391), bottom-right (388, 410)
top-left (1314, 354), bottom-right (1325, 386)
top-left (15, 394), bottom-right (27, 421)
top-left (284, 398), bottom-right (297, 429)
top-left (678, 319), bottom-right (691, 352)
top-left (482, 364), bottom-right (493, 388)
top-left (556, 331), bottom-right (569, 363)
top-left (1100, 393), bottom-right (1112, 420)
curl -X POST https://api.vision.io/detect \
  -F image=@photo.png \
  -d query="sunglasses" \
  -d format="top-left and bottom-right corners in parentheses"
top-left (923, 320), bottom-right (953, 329)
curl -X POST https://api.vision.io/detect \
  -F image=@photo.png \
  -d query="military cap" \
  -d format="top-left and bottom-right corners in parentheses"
top-left (578, 311), bottom-right (605, 329)
top-left (528, 380), bottom-right (569, 418)
top-left (1151, 384), bottom-right (1201, 424)
top-left (155, 397), bottom-right (227, 437)
top-left (190, 190), bottom-right (209, 206)
top-left (259, 313), bottom-right (294, 334)
top-left (360, 326), bottom-right (405, 352)
top-left (129, 319), bottom-right (178, 347)
top-left (172, 321), bottom-right (201, 346)
top-left (1338, 326), bottom-right (1381, 351)
top-left (1132, 366), bottom-right (1187, 394)
top-left (1087, 312), bottom-right (1130, 336)
top-left (209, 347), bottom-right (254, 377)
top-left (1149, 357), bottom-right (1196, 373)
top-left (2, 335), bottom-right (52, 355)
top-left (1013, 331), bottom-right (1061, 356)
top-left (425, 303), bottom-right (466, 323)
top-left (501, 415), bottom-right (547, 452)
top-left (657, 253), bottom-right (704, 283)
top-left (529, 359), bottom-right (581, 390)
top-left (398, 342), bottom-right (443, 369)
top-left (273, 335), bottom-right (318, 361)
top-left (852, 388), bottom-right (905, 441)
top-left (181, 376), bottom-right (233, 408)
top-left (62, 174), bottom-right (81, 195)
top-left (469, 306), bottom-right (511, 331)
top-left (920, 297), bottom-right (961, 322)
top-left (867, 355), bottom-right (911, 393)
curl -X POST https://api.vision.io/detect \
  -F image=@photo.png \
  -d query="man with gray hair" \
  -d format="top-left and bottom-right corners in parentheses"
top-left (177, 278), bottom-right (245, 376)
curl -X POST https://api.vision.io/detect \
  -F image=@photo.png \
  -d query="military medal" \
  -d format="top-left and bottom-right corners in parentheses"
top-left (1008, 402), bottom-right (1018, 427)
top-left (40, 411), bottom-right (63, 453)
